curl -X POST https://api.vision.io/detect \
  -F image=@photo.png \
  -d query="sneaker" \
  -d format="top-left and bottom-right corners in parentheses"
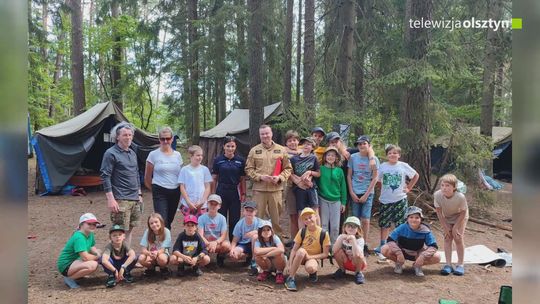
top-left (257, 270), bottom-right (271, 282)
top-left (124, 271), bottom-right (134, 283)
top-left (249, 260), bottom-right (258, 276)
top-left (177, 265), bottom-right (186, 277)
top-left (376, 252), bottom-right (387, 261)
top-left (308, 272), bottom-right (318, 283)
top-left (440, 264), bottom-right (453, 276)
top-left (284, 277), bottom-right (297, 291)
top-left (453, 265), bottom-right (465, 276)
top-left (333, 268), bottom-right (345, 279)
top-left (275, 273), bottom-right (285, 284)
top-left (414, 266), bottom-right (425, 277)
top-left (394, 263), bottom-right (403, 274)
top-left (217, 255), bottom-right (225, 267)
top-left (143, 268), bottom-right (156, 277)
top-left (374, 245), bottom-right (382, 254)
top-left (192, 266), bottom-right (203, 276)
top-left (160, 267), bottom-right (171, 278)
top-left (105, 275), bottom-right (116, 288)
top-left (63, 276), bottom-right (80, 289)
top-left (354, 271), bottom-right (365, 284)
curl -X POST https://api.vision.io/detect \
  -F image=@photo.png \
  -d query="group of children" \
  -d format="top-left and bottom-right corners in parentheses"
top-left (57, 128), bottom-right (470, 290)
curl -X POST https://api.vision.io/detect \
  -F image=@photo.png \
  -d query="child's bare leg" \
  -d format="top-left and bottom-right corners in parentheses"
top-left (217, 241), bottom-right (231, 254)
top-left (454, 230), bottom-right (465, 265)
top-left (352, 250), bottom-right (366, 271)
top-left (290, 214), bottom-right (299, 238)
top-left (289, 248), bottom-right (307, 277)
top-left (273, 255), bottom-right (286, 272)
top-left (198, 255), bottom-right (211, 266)
top-left (157, 253), bottom-right (169, 267)
top-left (380, 227), bottom-right (390, 246)
top-left (333, 249), bottom-right (347, 270)
top-left (315, 207), bottom-right (321, 226)
top-left (255, 256), bottom-right (272, 271)
top-left (125, 228), bottom-right (133, 248)
top-left (231, 247), bottom-right (246, 261)
top-left (444, 233), bottom-right (454, 265)
top-left (304, 258), bottom-right (318, 274)
top-left (381, 243), bottom-right (404, 264)
top-left (361, 219), bottom-right (370, 248)
top-left (422, 252), bottom-right (441, 266)
top-left (67, 260), bottom-right (98, 279)
top-left (138, 255), bottom-right (155, 268)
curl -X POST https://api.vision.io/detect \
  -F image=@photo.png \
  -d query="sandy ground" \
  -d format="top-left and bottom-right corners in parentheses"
top-left (27, 160), bottom-right (512, 304)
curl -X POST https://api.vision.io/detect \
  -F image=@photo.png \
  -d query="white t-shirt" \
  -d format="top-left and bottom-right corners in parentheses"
top-left (434, 190), bottom-right (469, 224)
top-left (378, 161), bottom-right (417, 204)
top-left (146, 149), bottom-right (183, 189)
top-left (177, 164), bottom-right (213, 209)
top-left (339, 234), bottom-right (365, 257)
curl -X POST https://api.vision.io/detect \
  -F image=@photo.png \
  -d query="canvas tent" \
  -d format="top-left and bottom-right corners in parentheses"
top-left (32, 101), bottom-right (160, 194)
top-left (431, 126), bottom-right (512, 180)
top-left (199, 102), bottom-right (283, 167)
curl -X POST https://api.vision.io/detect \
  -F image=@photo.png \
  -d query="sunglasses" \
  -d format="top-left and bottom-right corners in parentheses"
top-left (159, 137), bottom-right (172, 141)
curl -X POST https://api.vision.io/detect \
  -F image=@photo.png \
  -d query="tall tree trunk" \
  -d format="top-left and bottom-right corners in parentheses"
top-left (399, 0), bottom-right (433, 192)
top-left (111, 0), bottom-right (122, 110)
top-left (67, 0), bottom-right (86, 115)
top-left (188, 0), bottom-right (200, 144)
top-left (41, 0), bottom-right (48, 60)
top-left (295, 0), bottom-right (302, 105)
top-left (282, 0), bottom-right (293, 110)
top-left (335, 0), bottom-right (356, 109)
top-left (303, 0), bottom-right (315, 121)
top-left (212, 0), bottom-right (226, 123)
top-left (353, 0), bottom-right (371, 136)
top-left (51, 28), bottom-right (65, 118)
top-left (248, 0), bottom-right (264, 146)
top-left (235, 0), bottom-right (249, 108)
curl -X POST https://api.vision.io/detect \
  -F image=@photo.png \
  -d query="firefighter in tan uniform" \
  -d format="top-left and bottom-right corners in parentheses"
top-left (245, 125), bottom-right (292, 237)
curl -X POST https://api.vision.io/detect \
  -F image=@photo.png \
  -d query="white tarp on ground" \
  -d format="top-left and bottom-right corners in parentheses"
top-left (438, 244), bottom-right (510, 267)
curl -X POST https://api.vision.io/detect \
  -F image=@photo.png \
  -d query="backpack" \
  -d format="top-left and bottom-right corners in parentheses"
top-left (297, 227), bottom-right (333, 266)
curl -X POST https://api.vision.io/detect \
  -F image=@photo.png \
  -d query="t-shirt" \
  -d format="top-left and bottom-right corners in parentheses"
top-left (177, 164), bottom-right (213, 209)
top-left (140, 228), bottom-right (172, 251)
top-left (314, 146), bottom-right (326, 164)
top-left (103, 242), bottom-right (130, 259)
top-left (290, 154), bottom-right (320, 178)
top-left (146, 149), bottom-right (183, 189)
top-left (57, 231), bottom-right (95, 273)
top-left (293, 226), bottom-right (330, 256)
top-left (254, 235), bottom-right (282, 248)
top-left (348, 153), bottom-right (379, 194)
top-left (378, 161), bottom-right (417, 204)
top-left (232, 217), bottom-right (260, 244)
top-left (197, 212), bottom-right (228, 241)
top-left (434, 190), bottom-right (469, 224)
top-left (340, 235), bottom-right (365, 257)
top-left (172, 232), bottom-right (207, 257)
top-left (212, 154), bottom-right (245, 186)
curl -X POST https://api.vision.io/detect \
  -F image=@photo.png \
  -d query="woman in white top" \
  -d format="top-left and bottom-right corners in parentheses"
top-left (144, 127), bottom-right (183, 229)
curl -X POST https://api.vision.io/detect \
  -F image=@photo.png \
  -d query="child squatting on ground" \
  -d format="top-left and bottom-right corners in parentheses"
top-left (434, 174), bottom-right (469, 276)
top-left (229, 201), bottom-right (260, 276)
top-left (381, 206), bottom-right (441, 276)
top-left (170, 215), bottom-right (210, 276)
top-left (253, 220), bottom-right (287, 284)
top-left (332, 216), bottom-right (368, 284)
top-left (138, 213), bottom-right (172, 277)
top-left (101, 225), bottom-right (138, 288)
top-left (56, 213), bottom-right (102, 289)
top-left (285, 207), bottom-right (331, 291)
top-left (197, 194), bottom-right (232, 267)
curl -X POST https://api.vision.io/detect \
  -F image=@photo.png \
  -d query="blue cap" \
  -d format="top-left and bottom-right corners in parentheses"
top-left (311, 127), bottom-right (326, 136)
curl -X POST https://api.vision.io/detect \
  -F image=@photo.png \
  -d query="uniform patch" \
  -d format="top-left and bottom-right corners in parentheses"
top-left (255, 150), bottom-right (263, 154)
top-left (273, 150), bottom-right (281, 153)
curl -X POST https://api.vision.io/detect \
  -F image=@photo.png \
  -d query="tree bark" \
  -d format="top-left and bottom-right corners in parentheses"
top-left (110, 0), bottom-right (123, 110)
top-left (282, 0), bottom-right (293, 110)
top-left (303, 0), bottom-right (315, 121)
top-left (212, 0), bottom-right (226, 123)
top-left (248, 0), bottom-right (264, 146)
top-left (188, 0), bottom-right (200, 144)
top-left (67, 0), bottom-right (86, 115)
top-left (295, 0), bottom-right (302, 105)
top-left (335, 0), bottom-right (356, 109)
top-left (41, 0), bottom-right (49, 60)
top-left (235, 0), bottom-right (249, 108)
top-left (399, 0), bottom-right (433, 192)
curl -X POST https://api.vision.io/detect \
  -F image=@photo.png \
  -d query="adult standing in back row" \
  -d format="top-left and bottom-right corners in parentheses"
top-left (144, 126), bottom-right (183, 230)
top-left (100, 122), bottom-right (143, 247)
top-left (245, 125), bottom-right (292, 238)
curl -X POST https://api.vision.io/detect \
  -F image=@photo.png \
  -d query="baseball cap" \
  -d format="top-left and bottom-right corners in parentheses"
top-left (405, 206), bottom-right (424, 219)
top-left (344, 216), bottom-right (361, 227)
top-left (109, 224), bottom-right (126, 234)
top-left (243, 201), bottom-right (257, 209)
top-left (299, 137), bottom-right (316, 147)
top-left (354, 135), bottom-right (371, 145)
top-left (184, 214), bottom-right (198, 225)
top-left (207, 194), bottom-right (222, 204)
top-left (323, 146), bottom-right (341, 160)
top-left (326, 131), bottom-right (341, 142)
top-left (79, 213), bottom-right (100, 225)
top-left (300, 207), bottom-right (316, 218)
top-left (311, 127), bottom-right (326, 136)
top-left (258, 220), bottom-right (273, 229)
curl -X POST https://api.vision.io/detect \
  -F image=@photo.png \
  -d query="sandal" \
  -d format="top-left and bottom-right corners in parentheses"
top-left (453, 265), bottom-right (465, 276)
top-left (440, 264), bottom-right (453, 276)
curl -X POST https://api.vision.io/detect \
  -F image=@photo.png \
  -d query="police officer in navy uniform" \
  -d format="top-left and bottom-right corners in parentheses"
top-left (211, 136), bottom-right (247, 240)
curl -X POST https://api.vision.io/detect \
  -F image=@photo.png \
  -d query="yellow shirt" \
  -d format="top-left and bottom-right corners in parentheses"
top-left (245, 141), bottom-right (292, 192)
top-left (294, 226), bottom-right (330, 256)
top-left (314, 146), bottom-right (326, 164)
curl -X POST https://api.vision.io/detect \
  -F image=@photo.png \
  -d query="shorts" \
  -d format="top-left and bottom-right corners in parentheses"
top-left (344, 258), bottom-right (356, 272)
top-left (60, 261), bottom-right (73, 277)
top-left (295, 187), bottom-right (319, 211)
top-left (378, 198), bottom-right (408, 228)
top-left (284, 185), bottom-right (297, 215)
top-left (179, 205), bottom-right (207, 218)
top-left (351, 193), bottom-right (374, 219)
top-left (111, 200), bottom-right (142, 229)
top-left (236, 242), bottom-right (253, 256)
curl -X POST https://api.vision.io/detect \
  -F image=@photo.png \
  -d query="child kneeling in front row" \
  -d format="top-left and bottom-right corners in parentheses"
top-left (381, 206), bottom-right (441, 276)
top-left (170, 215), bottom-right (210, 276)
top-left (435, 174), bottom-right (469, 276)
top-left (101, 225), bottom-right (137, 288)
top-left (332, 216), bottom-right (367, 284)
top-left (254, 220), bottom-right (286, 284)
top-left (285, 207), bottom-right (330, 291)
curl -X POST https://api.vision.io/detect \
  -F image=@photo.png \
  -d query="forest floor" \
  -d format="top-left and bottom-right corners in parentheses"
top-left (27, 159), bottom-right (512, 304)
